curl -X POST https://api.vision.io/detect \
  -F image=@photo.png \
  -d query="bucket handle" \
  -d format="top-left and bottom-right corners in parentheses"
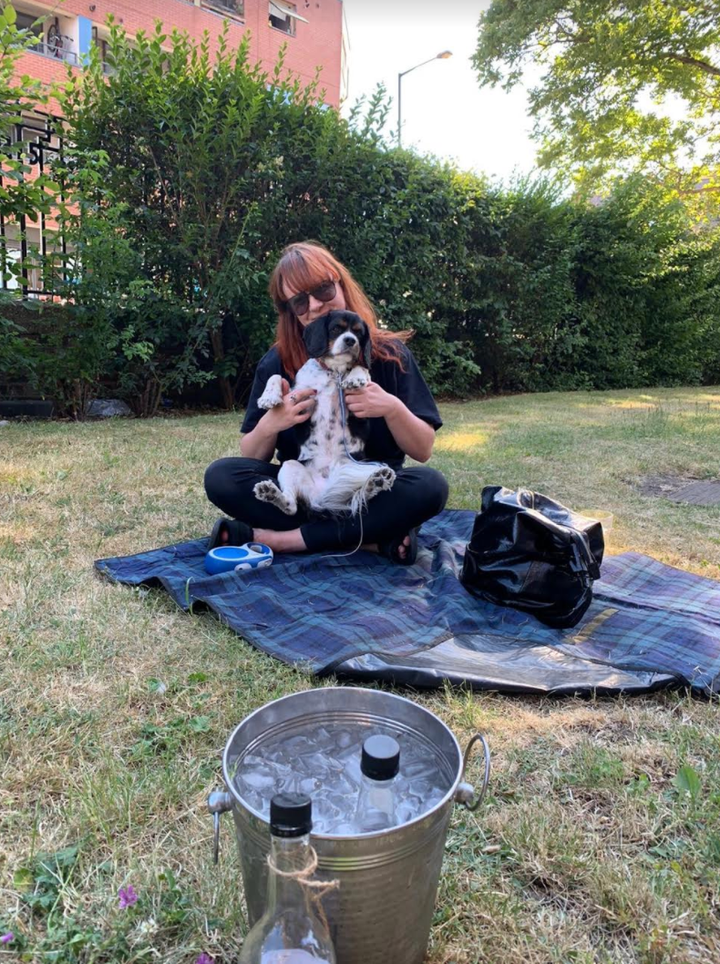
top-left (208, 790), bottom-right (234, 864)
top-left (455, 732), bottom-right (491, 812)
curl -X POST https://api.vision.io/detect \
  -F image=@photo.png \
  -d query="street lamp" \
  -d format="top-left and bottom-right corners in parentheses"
top-left (397, 50), bottom-right (452, 147)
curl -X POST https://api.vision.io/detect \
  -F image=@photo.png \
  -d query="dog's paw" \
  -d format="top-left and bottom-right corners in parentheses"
top-left (366, 466), bottom-right (396, 499)
top-left (257, 375), bottom-right (284, 410)
top-left (253, 480), bottom-right (296, 515)
top-left (341, 367), bottom-right (370, 391)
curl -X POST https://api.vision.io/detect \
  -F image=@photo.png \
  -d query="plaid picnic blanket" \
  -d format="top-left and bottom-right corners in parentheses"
top-left (95, 510), bottom-right (720, 695)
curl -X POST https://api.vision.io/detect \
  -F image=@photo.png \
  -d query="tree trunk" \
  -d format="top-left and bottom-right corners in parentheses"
top-left (210, 328), bottom-right (234, 409)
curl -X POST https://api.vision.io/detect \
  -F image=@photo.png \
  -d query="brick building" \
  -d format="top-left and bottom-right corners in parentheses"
top-left (13, 0), bottom-right (348, 106)
top-left (3, 0), bottom-right (348, 293)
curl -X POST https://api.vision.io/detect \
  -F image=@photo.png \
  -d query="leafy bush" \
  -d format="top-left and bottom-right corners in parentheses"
top-left (3, 19), bottom-right (718, 413)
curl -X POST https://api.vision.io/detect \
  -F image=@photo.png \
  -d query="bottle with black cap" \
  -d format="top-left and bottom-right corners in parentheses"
top-left (238, 793), bottom-right (336, 964)
top-left (354, 734), bottom-right (401, 833)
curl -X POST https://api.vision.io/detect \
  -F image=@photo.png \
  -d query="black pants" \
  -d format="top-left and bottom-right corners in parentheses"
top-left (204, 458), bottom-right (449, 553)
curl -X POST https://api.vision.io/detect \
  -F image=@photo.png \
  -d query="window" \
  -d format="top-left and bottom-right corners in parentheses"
top-left (16, 11), bottom-right (43, 38)
top-left (91, 25), bottom-right (112, 73)
top-left (269, 0), bottom-right (308, 35)
top-left (0, 243), bottom-right (22, 291)
top-left (202, 0), bottom-right (244, 20)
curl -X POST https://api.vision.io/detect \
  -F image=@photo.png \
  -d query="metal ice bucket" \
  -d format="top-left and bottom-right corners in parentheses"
top-left (209, 687), bottom-right (490, 964)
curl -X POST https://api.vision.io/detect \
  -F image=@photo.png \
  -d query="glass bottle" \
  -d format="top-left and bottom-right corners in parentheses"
top-left (354, 734), bottom-right (401, 833)
top-left (238, 792), bottom-right (336, 964)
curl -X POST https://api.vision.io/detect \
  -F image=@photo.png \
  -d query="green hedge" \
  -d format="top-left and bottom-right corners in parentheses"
top-left (2, 23), bottom-right (719, 415)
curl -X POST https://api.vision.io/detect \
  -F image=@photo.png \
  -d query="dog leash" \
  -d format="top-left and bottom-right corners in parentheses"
top-left (335, 373), bottom-right (385, 468)
top-left (319, 376), bottom-right (385, 560)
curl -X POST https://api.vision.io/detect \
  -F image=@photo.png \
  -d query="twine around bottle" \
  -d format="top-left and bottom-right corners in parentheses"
top-left (266, 846), bottom-right (339, 932)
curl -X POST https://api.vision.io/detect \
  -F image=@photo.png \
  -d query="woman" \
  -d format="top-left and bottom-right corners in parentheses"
top-left (204, 241), bottom-right (448, 564)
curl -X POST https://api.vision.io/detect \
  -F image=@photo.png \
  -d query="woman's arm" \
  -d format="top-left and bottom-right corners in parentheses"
top-left (343, 383), bottom-right (435, 462)
top-left (240, 415), bottom-right (281, 461)
top-left (240, 378), bottom-right (317, 460)
top-left (384, 396), bottom-right (435, 462)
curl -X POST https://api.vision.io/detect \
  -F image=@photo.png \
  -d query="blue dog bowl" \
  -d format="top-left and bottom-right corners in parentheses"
top-left (204, 543), bottom-right (274, 575)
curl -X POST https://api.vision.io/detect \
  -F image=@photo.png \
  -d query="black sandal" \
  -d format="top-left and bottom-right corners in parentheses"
top-left (378, 527), bottom-right (419, 566)
top-left (208, 517), bottom-right (254, 549)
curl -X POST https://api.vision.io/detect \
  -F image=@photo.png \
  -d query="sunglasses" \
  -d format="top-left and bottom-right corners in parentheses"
top-left (286, 279), bottom-right (337, 317)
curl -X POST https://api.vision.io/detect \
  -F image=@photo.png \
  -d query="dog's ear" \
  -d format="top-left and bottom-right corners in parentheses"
top-left (361, 325), bottom-right (372, 370)
top-left (302, 314), bottom-right (332, 358)
top-left (348, 317), bottom-right (372, 370)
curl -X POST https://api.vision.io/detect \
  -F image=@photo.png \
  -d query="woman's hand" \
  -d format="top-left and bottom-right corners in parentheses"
top-left (346, 382), bottom-right (435, 462)
top-left (241, 378), bottom-right (316, 460)
top-left (344, 382), bottom-right (400, 419)
top-left (264, 378), bottom-right (317, 431)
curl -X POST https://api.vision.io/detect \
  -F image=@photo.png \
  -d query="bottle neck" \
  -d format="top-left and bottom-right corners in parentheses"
top-left (361, 773), bottom-right (394, 789)
top-left (267, 833), bottom-right (314, 911)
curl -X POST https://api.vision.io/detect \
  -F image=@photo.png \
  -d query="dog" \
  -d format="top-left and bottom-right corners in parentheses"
top-left (253, 310), bottom-right (396, 516)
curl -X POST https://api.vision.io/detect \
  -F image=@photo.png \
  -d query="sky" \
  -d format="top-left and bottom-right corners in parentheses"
top-left (340, 0), bottom-right (539, 183)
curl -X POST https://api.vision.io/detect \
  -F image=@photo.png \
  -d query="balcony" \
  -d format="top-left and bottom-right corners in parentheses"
top-left (28, 39), bottom-right (79, 66)
top-left (16, 10), bottom-right (79, 67)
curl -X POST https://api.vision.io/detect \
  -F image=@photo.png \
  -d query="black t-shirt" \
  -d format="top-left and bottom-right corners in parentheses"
top-left (241, 342), bottom-right (442, 469)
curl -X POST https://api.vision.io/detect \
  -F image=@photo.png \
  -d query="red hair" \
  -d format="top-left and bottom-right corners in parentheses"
top-left (268, 241), bottom-right (411, 378)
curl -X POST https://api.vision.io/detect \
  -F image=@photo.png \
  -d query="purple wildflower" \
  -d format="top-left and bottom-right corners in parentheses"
top-left (0, 933), bottom-right (13, 944)
top-left (118, 885), bottom-right (139, 909)
top-left (196, 954), bottom-right (214, 964)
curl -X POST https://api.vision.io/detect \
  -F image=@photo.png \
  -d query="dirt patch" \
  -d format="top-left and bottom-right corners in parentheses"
top-left (635, 474), bottom-right (720, 505)
top-left (635, 474), bottom-right (699, 498)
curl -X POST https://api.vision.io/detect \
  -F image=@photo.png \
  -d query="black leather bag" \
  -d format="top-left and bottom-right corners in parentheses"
top-left (460, 486), bottom-right (605, 629)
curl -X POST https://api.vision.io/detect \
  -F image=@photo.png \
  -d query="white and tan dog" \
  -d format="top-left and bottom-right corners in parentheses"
top-left (254, 311), bottom-right (395, 516)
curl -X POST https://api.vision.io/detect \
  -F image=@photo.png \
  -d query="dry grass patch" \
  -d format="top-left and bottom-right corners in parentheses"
top-left (1, 386), bottom-right (720, 963)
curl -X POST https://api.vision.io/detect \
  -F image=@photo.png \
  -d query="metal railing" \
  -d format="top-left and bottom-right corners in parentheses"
top-left (0, 113), bottom-right (68, 298)
top-left (28, 40), bottom-right (79, 66)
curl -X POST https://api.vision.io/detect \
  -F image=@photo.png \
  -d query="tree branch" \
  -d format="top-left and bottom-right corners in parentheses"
top-left (552, 17), bottom-right (590, 44)
top-left (659, 50), bottom-right (720, 78)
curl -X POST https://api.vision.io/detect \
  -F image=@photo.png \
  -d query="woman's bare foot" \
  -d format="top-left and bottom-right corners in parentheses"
top-left (253, 527), bottom-right (308, 553)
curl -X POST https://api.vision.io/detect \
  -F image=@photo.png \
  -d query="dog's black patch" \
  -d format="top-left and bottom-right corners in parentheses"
top-left (295, 418), bottom-right (313, 448)
top-left (347, 413), bottom-right (370, 444)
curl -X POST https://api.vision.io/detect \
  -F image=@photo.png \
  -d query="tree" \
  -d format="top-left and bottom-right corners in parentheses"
top-left (0, 3), bottom-right (62, 384)
top-left (472, 1), bottom-right (720, 212)
top-left (0, 4), bottom-right (59, 227)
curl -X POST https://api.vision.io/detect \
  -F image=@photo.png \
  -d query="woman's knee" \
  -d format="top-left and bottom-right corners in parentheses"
top-left (415, 466), bottom-right (449, 513)
top-left (204, 458), bottom-right (234, 501)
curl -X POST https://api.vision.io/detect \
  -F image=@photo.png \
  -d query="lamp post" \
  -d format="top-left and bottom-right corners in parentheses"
top-left (397, 50), bottom-right (452, 147)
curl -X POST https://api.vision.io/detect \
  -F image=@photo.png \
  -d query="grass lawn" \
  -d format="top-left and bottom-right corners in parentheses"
top-left (1, 385), bottom-right (720, 964)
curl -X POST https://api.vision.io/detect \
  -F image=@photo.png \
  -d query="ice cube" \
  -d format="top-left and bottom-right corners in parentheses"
top-left (403, 761), bottom-right (436, 780)
top-left (329, 821), bottom-right (358, 836)
top-left (242, 788), bottom-right (266, 812)
top-left (241, 753), bottom-right (267, 767)
top-left (342, 755), bottom-right (362, 787)
top-left (239, 768), bottom-right (276, 791)
top-left (277, 772), bottom-right (302, 795)
top-left (335, 730), bottom-right (353, 749)
top-left (396, 802), bottom-right (418, 825)
top-left (299, 751), bottom-right (342, 774)
top-left (425, 789), bottom-right (446, 809)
